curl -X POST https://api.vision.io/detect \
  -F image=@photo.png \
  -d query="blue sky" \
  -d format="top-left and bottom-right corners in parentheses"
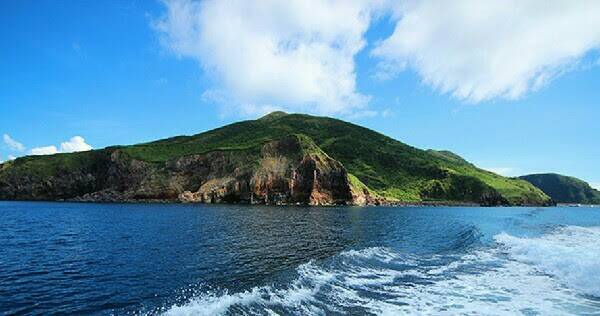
top-left (1, 1), bottom-right (599, 189)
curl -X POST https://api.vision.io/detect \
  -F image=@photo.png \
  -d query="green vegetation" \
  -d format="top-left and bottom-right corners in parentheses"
top-left (426, 150), bottom-right (471, 165)
top-left (520, 173), bottom-right (600, 204)
top-left (347, 173), bottom-right (382, 199)
top-left (1, 112), bottom-right (553, 205)
top-left (0, 150), bottom-right (107, 178)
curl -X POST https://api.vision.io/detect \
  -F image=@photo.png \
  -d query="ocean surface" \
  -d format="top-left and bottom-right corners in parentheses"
top-left (1, 202), bottom-right (599, 315)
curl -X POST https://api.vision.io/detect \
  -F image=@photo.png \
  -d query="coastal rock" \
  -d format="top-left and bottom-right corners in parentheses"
top-left (175, 136), bottom-right (355, 205)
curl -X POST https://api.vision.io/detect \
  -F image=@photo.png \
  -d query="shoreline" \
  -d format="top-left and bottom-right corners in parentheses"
top-left (0, 198), bottom-right (558, 207)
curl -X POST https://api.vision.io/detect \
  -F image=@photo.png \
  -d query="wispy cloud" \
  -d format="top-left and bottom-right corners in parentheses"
top-left (0, 155), bottom-right (15, 163)
top-left (72, 42), bottom-right (81, 53)
top-left (483, 167), bottom-right (516, 177)
top-left (202, 89), bottom-right (284, 118)
top-left (372, 1), bottom-right (600, 103)
top-left (3, 134), bottom-right (25, 152)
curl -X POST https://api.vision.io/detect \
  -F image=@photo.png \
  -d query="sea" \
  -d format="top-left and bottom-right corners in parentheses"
top-left (1, 201), bottom-right (599, 315)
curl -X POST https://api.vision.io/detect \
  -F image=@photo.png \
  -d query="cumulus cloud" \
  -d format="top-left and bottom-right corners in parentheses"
top-left (60, 136), bottom-right (93, 153)
top-left (155, 0), bottom-right (389, 115)
top-left (3, 134), bottom-right (25, 152)
top-left (30, 146), bottom-right (59, 156)
top-left (591, 183), bottom-right (600, 191)
top-left (201, 89), bottom-right (284, 117)
top-left (29, 136), bottom-right (93, 156)
top-left (372, 1), bottom-right (600, 102)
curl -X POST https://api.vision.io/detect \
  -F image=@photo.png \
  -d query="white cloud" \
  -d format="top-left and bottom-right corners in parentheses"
top-left (155, 0), bottom-right (388, 116)
top-left (30, 146), bottom-right (59, 156)
top-left (155, 1), bottom-right (600, 109)
top-left (3, 134), bottom-right (25, 152)
top-left (60, 136), bottom-right (93, 153)
top-left (0, 155), bottom-right (16, 163)
top-left (372, 1), bottom-right (600, 102)
top-left (380, 108), bottom-right (395, 118)
top-left (591, 183), bottom-right (600, 191)
top-left (29, 136), bottom-right (93, 156)
top-left (483, 167), bottom-right (515, 177)
top-left (201, 89), bottom-right (284, 117)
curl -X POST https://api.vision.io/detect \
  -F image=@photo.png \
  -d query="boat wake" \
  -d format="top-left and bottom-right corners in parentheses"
top-left (495, 225), bottom-right (600, 297)
top-left (163, 226), bottom-right (600, 315)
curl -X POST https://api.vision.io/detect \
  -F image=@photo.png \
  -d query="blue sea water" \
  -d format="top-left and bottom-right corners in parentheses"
top-left (1, 202), bottom-right (600, 315)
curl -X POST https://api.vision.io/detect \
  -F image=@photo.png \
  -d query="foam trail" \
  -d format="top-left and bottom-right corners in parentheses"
top-left (495, 226), bottom-right (600, 297)
top-left (163, 227), bottom-right (600, 315)
top-left (164, 262), bottom-right (334, 316)
top-left (164, 288), bottom-right (262, 316)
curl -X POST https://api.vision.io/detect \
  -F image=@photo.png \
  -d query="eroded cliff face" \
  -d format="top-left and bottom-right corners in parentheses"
top-left (177, 135), bottom-right (355, 205)
top-left (0, 135), bottom-right (362, 205)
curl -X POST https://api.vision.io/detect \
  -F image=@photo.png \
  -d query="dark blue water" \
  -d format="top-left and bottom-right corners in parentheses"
top-left (1, 202), bottom-right (600, 315)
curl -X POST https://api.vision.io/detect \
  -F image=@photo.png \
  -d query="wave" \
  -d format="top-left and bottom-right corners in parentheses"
top-left (163, 226), bottom-right (600, 315)
top-left (164, 263), bottom-right (336, 316)
top-left (495, 225), bottom-right (600, 297)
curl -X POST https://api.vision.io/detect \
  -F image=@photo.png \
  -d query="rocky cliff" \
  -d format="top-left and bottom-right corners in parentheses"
top-left (176, 135), bottom-right (358, 205)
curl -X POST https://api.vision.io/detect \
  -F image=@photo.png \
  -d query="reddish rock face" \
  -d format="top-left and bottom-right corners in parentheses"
top-left (178, 136), bottom-right (355, 205)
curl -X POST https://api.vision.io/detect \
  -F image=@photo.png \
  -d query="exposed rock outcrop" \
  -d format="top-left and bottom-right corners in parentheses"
top-left (177, 135), bottom-right (355, 205)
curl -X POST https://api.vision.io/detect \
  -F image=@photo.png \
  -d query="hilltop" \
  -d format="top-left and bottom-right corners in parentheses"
top-left (0, 112), bottom-right (551, 206)
top-left (520, 173), bottom-right (600, 204)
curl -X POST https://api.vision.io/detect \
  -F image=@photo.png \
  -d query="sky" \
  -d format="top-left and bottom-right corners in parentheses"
top-left (1, 0), bottom-right (599, 189)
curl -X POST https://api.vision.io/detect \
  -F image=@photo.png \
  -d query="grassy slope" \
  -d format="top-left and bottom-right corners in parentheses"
top-left (520, 173), bottom-right (600, 204)
top-left (117, 112), bottom-right (549, 204)
top-left (0, 150), bottom-right (108, 178)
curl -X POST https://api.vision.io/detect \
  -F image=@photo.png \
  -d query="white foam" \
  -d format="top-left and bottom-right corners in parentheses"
top-left (495, 226), bottom-right (600, 297)
top-left (164, 261), bottom-right (334, 316)
top-left (164, 288), bottom-right (262, 316)
top-left (340, 246), bottom-right (403, 263)
top-left (162, 229), bottom-right (600, 315)
top-left (379, 249), bottom-right (596, 315)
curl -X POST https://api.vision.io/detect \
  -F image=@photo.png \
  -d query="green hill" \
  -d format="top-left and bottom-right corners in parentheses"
top-left (519, 173), bottom-right (600, 204)
top-left (0, 112), bottom-right (551, 206)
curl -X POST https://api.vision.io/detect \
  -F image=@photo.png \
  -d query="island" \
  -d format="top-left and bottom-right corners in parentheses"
top-left (0, 112), bottom-right (554, 206)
